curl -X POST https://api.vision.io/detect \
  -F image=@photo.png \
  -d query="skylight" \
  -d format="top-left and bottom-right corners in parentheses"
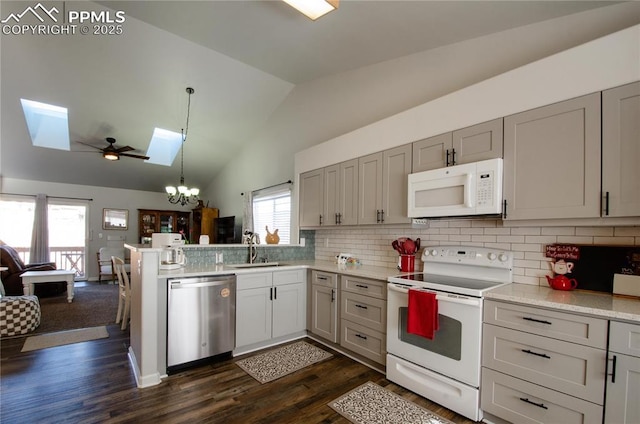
top-left (20, 99), bottom-right (70, 150)
top-left (144, 128), bottom-right (182, 166)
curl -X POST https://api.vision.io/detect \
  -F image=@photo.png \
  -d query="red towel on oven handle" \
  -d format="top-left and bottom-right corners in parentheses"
top-left (407, 289), bottom-right (439, 340)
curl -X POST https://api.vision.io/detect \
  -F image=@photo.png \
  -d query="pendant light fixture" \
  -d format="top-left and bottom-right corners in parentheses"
top-left (166, 87), bottom-right (200, 206)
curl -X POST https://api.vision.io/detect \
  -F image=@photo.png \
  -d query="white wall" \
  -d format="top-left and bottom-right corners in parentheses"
top-left (1, 177), bottom-right (193, 279)
top-left (204, 2), bottom-right (640, 221)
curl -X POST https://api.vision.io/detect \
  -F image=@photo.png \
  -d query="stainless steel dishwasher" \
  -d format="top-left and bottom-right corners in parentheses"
top-left (167, 274), bottom-right (236, 370)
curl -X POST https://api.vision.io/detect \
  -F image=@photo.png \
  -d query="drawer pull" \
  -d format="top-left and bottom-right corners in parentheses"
top-left (522, 317), bottom-right (552, 325)
top-left (355, 334), bottom-right (367, 340)
top-left (521, 349), bottom-right (551, 359)
top-left (355, 304), bottom-right (368, 310)
top-left (317, 276), bottom-right (328, 281)
top-left (519, 397), bottom-right (548, 410)
top-left (355, 284), bottom-right (369, 289)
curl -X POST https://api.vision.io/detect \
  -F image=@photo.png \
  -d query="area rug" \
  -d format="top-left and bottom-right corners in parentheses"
top-left (329, 381), bottom-right (455, 424)
top-left (21, 326), bottom-right (109, 352)
top-left (236, 341), bottom-right (333, 383)
top-left (34, 283), bottom-right (118, 334)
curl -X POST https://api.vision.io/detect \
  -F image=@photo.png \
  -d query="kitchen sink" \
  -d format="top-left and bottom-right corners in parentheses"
top-left (228, 262), bottom-right (284, 269)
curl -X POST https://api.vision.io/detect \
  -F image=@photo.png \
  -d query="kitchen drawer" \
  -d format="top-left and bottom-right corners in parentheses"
top-left (340, 319), bottom-right (386, 365)
top-left (484, 300), bottom-right (607, 349)
top-left (273, 268), bottom-right (305, 285)
top-left (609, 321), bottom-right (640, 357)
top-left (482, 323), bottom-right (606, 404)
top-left (481, 368), bottom-right (603, 424)
top-left (311, 270), bottom-right (337, 289)
top-left (341, 291), bottom-right (386, 332)
top-left (341, 275), bottom-right (386, 300)
top-left (237, 272), bottom-right (273, 290)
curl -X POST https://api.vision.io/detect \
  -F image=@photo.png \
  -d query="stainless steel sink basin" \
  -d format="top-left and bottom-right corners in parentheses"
top-left (228, 262), bottom-right (283, 269)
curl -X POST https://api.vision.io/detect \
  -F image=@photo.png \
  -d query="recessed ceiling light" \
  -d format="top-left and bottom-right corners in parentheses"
top-left (20, 99), bottom-right (70, 150)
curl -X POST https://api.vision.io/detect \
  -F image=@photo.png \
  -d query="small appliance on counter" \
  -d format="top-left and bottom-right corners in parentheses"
top-left (152, 233), bottom-right (187, 270)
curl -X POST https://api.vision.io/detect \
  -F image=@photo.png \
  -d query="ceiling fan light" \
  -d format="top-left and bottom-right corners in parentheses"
top-left (178, 185), bottom-right (188, 194)
top-left (165, 186), bottom-right (177, 195)
top-left (104, 151), bottom-right (119, 161)
top-left (283, 0), bottom-right (338, 20)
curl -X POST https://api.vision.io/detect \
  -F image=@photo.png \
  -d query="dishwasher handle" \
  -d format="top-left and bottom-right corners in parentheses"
top-left (170, 275), bottom-right (236, 289)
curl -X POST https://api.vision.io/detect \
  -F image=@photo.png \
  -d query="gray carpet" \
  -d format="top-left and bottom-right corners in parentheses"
top-left (33, 283), bottom-right (119, 334)
top-left (329, 382), bottom-right (455, 424)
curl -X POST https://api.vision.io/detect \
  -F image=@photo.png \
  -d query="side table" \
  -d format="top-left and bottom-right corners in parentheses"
top-left (21, 270), bottom-right (76, 302)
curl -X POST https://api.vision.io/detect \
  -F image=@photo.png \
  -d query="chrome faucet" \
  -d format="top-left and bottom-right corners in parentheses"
top-left (243, 231), bottom-right (260, 263)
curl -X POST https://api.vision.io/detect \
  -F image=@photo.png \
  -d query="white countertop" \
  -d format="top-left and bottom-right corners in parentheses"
top-left (156, 260), bottom-right (410, 281)
top-left (486, 283), bottom-right (640, 323)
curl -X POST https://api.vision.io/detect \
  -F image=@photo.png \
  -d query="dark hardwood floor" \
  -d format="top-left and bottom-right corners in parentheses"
top-left (1, 327), bottom-right (476, 423)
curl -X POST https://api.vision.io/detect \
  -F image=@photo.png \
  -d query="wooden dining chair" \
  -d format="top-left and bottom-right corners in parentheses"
top-left (112, 256), bottom-right (131, 331)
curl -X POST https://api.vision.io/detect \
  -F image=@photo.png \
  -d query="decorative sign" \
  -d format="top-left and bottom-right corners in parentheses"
top-left (545, 244), bottom-right (580, 261)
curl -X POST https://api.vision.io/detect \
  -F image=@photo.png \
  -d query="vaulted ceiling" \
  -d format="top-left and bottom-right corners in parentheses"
top-left (0, 1), bottom-right (618, 193)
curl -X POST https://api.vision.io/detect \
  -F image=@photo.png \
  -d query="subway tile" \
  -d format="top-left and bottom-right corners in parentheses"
top-left (449, 235), bottom-right (472, 242)
top-left (524, 235), bottom-right (558, 244)
top-left (510, 227), bottom-right (541, 235)
top-left (484, 228), bottom-right (511, 235)
top-left (541, 227), bottom-right (575, 236)
top-left (614, 226), bottom-right (640, 237)
top-left (460, 228), bottom-right (485, 235)
top-left (440, 228), bottom-right (461, 235)
top-left (514, 259), bottom-right (542, 269)
top-left (593, 237), bottom-right (636, 245)
top-left (513, 275), bottom-right (540, 285)
top-left (497, 235), bottom-right (525, 243)
top-left (471, 235), bottom-right (497, 243)
top-left (511, 243), bottom-right (543, 252)
top-left (483, 242), bottom-right (512, 251)
top-left (556, 236), bottom-right (594, 244)
top-left (471, 220), bottom-right (499, 228)
top-left (576, 227), bottom-right (614, 237)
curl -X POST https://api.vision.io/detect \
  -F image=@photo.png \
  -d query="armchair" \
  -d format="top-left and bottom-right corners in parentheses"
top-left (0, 245), bottom-right (65, 296)
top-left (97, 247), bottom-right (130, 283)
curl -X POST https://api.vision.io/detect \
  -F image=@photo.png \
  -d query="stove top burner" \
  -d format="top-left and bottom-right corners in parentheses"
top-left (392, 273), bottom-right (508, 297)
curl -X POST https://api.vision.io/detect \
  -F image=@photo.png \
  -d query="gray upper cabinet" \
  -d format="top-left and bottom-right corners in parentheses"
top-left (412, 118), bottom-right (503, 172)
top-left (452, 118), bottom-right (503, 165)
top-left (323, 159), bottom-right (359, 226)
top-left (358, 145), bottom-right (412, 224)
top-left (503, 93), bottom-right (601, 220)
top-left (602, 81), bottom-right (640, 218)
top-left (299, 168), bottom-right (324, 227)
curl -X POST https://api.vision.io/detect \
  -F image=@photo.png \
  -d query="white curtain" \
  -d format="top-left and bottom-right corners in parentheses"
top-left (29, 193), bottom-right (49, 263)
top-left (241, 191), bottom-right (253, 239)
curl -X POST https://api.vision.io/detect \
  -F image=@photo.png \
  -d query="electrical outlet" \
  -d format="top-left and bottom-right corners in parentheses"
top-left (411, 218), bottom-right (429, 228)
top-left (300, 237), bottom-right (305, 247)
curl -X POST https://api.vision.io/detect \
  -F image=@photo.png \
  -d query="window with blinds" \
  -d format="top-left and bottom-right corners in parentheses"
top-left (252, 187), bottom-right (291, 244)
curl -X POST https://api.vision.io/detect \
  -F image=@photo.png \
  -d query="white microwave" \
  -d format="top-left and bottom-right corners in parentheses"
top-left (408, 158), bottom-right (503, 218)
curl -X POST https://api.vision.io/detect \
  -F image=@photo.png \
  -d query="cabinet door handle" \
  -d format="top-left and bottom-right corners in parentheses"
top-left (380, 210), bottom-right (385, 223)
top-left (376, 210), bottom-right (381, 223)
top-left (355, 304), bottom-right (368, 310)
top-left (274, 286), bottom-right (277, 300)
top-left (609, 354), bottom-right (617, 383)
top-left (355, 333), bottom-right (367, 340)
top-left (317, 276), bottom-right (328, 281)
top-left (604, 191), bottom-right (610, 216)
top-left (521, 349), bottom-right (551, 359)
top-left (451, 148), bottom-right (456, 166)
top-left (446, 149), bottom-right (451, 167)
top-left (269, 287), bottom-right (273, 301)
top-left (319, 214), bottom-right (323, 225)
top-left (502, 199), bottom-right (507, 219)
top-left (519, 398), bottom-right (548, 410)
top-left (338, 213), bottom-right (342, 225)
top-left (355, 284), bottom-right (369, 289)
top-left (522, 317), bottom-right (552, 325)
top-left (331, 289), bottom-right (335, 302)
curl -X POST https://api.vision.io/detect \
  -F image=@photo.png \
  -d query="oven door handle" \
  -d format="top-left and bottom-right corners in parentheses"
top-left (388, 284), bottom-right (481, 307)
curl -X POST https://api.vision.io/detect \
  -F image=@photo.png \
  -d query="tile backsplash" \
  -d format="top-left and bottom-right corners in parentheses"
top-left (313, 219), bottom-right (640, 287)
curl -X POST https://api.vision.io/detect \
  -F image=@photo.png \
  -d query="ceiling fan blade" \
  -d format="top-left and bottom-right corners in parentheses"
top-left (75, 140), bottom-right (102, 150)
top-left (115, 145), bottom-right (135, 153)
top-left (120, 152), bottom-right (150, 160)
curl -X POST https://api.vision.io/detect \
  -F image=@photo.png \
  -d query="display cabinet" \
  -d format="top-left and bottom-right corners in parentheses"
top-left (192, 206), bottom-right (219, 243)
top-left (138, 209), bottom-right (190, 243)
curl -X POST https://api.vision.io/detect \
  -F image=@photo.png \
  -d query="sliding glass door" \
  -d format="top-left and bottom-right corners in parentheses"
top-left (0, 197), bottom-right (88, 279)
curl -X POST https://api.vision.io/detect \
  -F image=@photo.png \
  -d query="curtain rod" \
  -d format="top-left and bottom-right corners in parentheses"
top-left (0, 192), bottom-right (94, 201)
top-left (241, 180), bottom-right (292, 196)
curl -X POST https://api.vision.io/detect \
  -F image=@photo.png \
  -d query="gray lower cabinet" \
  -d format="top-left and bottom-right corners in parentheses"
top-left (339, 276), bottom-right (387, 365)
top-left (310, 270), bottom-right (338, 343)
top-left (605, 321), bottom-right (640, 424)
top-left (481, 300), bottom-right (606, 423)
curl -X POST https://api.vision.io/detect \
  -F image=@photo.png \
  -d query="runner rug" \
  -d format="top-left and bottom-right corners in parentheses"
top-left (21, 326), bottom-right (109, 352)
top-left (329, 381), bottom-right (455, 424)
top-left (236, 340), bottom-right (333, 383)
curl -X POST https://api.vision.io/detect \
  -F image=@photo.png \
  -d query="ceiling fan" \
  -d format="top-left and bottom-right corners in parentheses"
top-left (77, 137), bottom-right (150, 161)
